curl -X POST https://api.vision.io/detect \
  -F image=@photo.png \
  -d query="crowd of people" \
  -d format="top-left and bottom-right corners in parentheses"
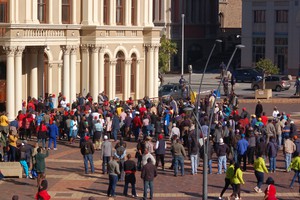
top-left (0, 89), bottom-right (300, 200)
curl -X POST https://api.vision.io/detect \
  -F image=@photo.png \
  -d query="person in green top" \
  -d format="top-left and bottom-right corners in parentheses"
top-left (231, 163), bottom-right (244, 200)
top-left (253, 152), bottom-right (268, 193)
top-left (219, 160), bottom-right (235, 199)
top-left (35, 147), bottom-right (49, 187)
top-left (288, 152), bottom-right (300, 191)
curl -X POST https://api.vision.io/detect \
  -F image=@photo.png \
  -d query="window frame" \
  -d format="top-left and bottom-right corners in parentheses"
top-left (116, 51), bottom-right (125, 94)
top-left (276, 10), bottom-right (288, 23)
top-left (103, 0), bottom-right (110, 25)
top-left (131, 0), bottom-right (137, 25)
top-left (253, 10), bottom-right (266, 23)
top-left (130, 53), bottom-right (137, 93)
top-left (0, 0), bottom-right (8, 23)
top-left (62, 0), bottom-right (71, 24)
top-left (116, 0), bottom-right (124, 25)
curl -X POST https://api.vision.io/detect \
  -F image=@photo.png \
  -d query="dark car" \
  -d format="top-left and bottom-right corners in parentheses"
top-left (251, 75), bottom-right (291, 91)
top-left (233, 68), bottom-right (263, 83)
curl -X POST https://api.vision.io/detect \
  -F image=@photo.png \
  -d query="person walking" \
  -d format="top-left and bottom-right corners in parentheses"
top-left (48, 121), bottom-right (59, 150)
top-left (219, 160), bottom-right (235, 200)
top-left (171, 138), bottom-right (186, 176)
top-left (100, 135), bottom-right (113, 174)
top-left (188, 129), bottom-right (200, 175)
top-left (107, 155), bottom-right (120, 197)
top-left (253, 153), bottom-right (268, 193)
top-left (141, 157), bottom-right (157, 200)
top-left (155, 134), bottom-right (167, 171)
top-left (217, 138), bottom-right (229, 175)
top-left (36, 121), bottom-right (48, 150)
top-left (264, 177), bottom-right (277, 200)
top-left (237, 134), bottom-right (248, 171)
top-left (288, 152), bottom-right (300, 192)
top-left (284, 136), bottom-right (296, 172)
top-left (123, 154), bottom-right (138, 198)
top-left (231, 163), bottom-right (245, 200)
top-left (19, 141), bottom-right (32, 179)
top-left (267, 136), bottom-right (278, 173)
top-left (80, 136), bottom-right (95, 174)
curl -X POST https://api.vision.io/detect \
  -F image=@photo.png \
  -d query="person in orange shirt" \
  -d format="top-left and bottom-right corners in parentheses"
top-left (8, 131), bottom-right (18, 161)
top-left (0, 112), bottom-right (9, 135)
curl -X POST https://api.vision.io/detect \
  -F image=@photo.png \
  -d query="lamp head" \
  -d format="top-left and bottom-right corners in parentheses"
top-left (215, 39), bottom-right (222, 43)
top-left (236, 44), bottom-right (245, 49)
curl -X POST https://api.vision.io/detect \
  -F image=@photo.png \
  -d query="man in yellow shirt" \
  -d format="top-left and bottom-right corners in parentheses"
top-left (0, 112), bottom-right (9, 135)
top-left (254, 153), bottom-right (268, 193)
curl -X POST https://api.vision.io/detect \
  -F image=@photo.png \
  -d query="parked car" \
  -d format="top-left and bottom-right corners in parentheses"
top-left (233, 68), bottom-right (263, 83)
top-left (251, 75), bottom-right (291, 91)
top-left (158, 83), bottom-right (184, 101)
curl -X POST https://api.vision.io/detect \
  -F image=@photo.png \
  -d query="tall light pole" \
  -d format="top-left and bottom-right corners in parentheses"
top-left (203, 44), bottom-right (245, 200)
top-left (181, 14), bottom-right (185, 75)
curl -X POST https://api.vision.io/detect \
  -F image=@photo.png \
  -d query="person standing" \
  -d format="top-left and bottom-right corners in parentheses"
top-left (253, 153), bottom-right (268, 193)
top-left (288, 152), bottom-right (300, 191)
top-left (237, 134), bottom-right (248, 171)
top-left (267, 136), bottom-right (278, 173)
top-left (284, 136), bottom-right (296, 172)
top-left (0, 112), bottom-right (9, 135)
top-left (48, 121), bottom-right (59, 150)
top-left (111, 112), bottom-right (120, 141)
top-left (19, 142), bottom-right (32, 179)
top-left (217, 138), bottom-right (229, 175)
top-left (171, 138), bottom-right (186, 176)
top-left (219, 160), bottom-right (235, 200)
top-left (8, 131), bottom-right (18, 161)
top-left (155, 134), bottom-right (167, 171)
top-left (265, 119), bottom-right (276, 144)
top-left (141, 157), bottom-right (157, 200)
top-left (35, 148), bottom-right (49, 187)
top-left (255, 100), bottom-right (263, 118)
top-left (107, 155), bottom-right (120, 197)
top-left (36, 121), bottom-right (48, 150)
top-left (100, 135), bottom-right (113, 174)
top-left (80, 136), bottom-right (95, 174)
top-left (123, 154), bottom-right (138, 198)
top-left (231, 163), bottom-right (245, 200)
top-left (264, 177), bottom-right (277, 200)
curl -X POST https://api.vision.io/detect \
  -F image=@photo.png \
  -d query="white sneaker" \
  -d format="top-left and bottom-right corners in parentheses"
top-left (218, 197), bottom-right (222, 200)
top-left (54, 148), bottom-right (57, 150)
top-left (254, 186), bottom-right (258, 192)
top-left (257, 188), bottom-right (262, 193)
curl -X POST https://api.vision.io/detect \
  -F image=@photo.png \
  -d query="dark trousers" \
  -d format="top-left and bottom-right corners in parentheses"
top-left (155, 154), bottom-right (165, 169)
top-left (123, 174), bottom-right (137, 196)
top-left (247, 146), bottom-right (255, 164)
top-left (238, 153), bottom-right (247, 171)
top-left (220, 178), bottom-right (232, 197)
top-left (107, 174), bottom-right (118, 196)
top-left (102, 156), bottom-right (110, 173)
top-left (232, 184), bottom-right (241, 198)
top-left (255, 170), bottom-right (264, 189)
top-left (8, 145), bottom-right (16, 162)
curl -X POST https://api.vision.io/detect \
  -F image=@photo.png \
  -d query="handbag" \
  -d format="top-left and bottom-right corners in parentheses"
top-left (31, 169), bottom-right (38, 178)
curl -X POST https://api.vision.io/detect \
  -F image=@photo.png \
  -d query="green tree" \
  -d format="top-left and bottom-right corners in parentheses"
top-left (159, 34), bottom-right (178, 73)
top-left (256, 58), bottom-right (279, 89)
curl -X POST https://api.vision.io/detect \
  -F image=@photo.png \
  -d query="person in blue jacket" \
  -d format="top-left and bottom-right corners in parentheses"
top-left (237, 134), bottom-right (249, 171)
top-left (48, 121), bottom-right (59, 150)
top-left (163, 109), bottom-right (170, 137)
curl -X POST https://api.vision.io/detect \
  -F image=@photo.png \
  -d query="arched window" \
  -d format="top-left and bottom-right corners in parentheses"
top-left (103, 0), bottom-right (110, 25)
top-left (131, 0), bottom-right (137, 25)
top-left (131, 53), bottom-right (137, 93)
top-left (62, 0), bottom-right (71, 24)
top-left (116, 0), bottom-right (124, 25)
top-left (0, 0), bottom-right (8, 23)
top-left (104, 54), bottom-right (110, 94)
top-left (219, 12), bottom-right (224, 29)
top-left (116, 51), bottom-right (125, 94)
top-left (38, 0), bottom-right (47, 23)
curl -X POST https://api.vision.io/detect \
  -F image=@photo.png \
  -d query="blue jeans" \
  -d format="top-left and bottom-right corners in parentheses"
top-left (48, 137), bottom-right (57, 148)
top-left (190, 154), bottom-right (198, 174)
top-left (143, 180), bottom-right (154, 199)
top-left (133, 127), bottom-right (140, 141)
top-left (269, 157), bottom-right (276, 172)
top-left (112, 129), bottom-right (119, 141)
top-left (290, 170), bottom-right (300, 188)
top-left (174, 155), bottom-right (184, 176)
top-left (102, 156), bottom-right (110, 173)
top-left (277, 134), bottom-right (282, 149)
top-left (20, 160), bottom-right (29, 177)
top-left (255, 170), bottom-right (264, 188)
top-left (208, 159), bottom-right (212, 174)
top-left (218, 155), bottom-right (227, 174)
top-left (164, 124), bottom-right (169, 136)
top-left (83, 154), bottom-right (95, 174)
top-left (285, 153), bottom-right (292, 171)
top-left (38, 138), bottom-right (46, 149)
top-left (107, 174), bottom-right (118, 196)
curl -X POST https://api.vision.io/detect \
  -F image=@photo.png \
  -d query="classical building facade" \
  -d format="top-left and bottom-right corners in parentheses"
top-left (241, 0), bottom-right (300, 74)
top-left (0, 0), bottom-right (161, 120)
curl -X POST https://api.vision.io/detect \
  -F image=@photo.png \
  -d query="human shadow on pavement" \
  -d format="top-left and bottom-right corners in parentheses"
top-left (179, 191), bottom-right (201, 198)
top-left (4, 178), bottom-right (35, 186)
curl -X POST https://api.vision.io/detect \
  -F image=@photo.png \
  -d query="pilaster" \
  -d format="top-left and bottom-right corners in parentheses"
top-left (62, 46), bottom-right (71, 103)
top-left (15, 46), bottom-right (25, 115)
top-left (145, 44), bottom-right (155, 98)
top-left (135, 60), bottom-right (141, 100)
top-left (38, 48), bottom-right (45, 97)
top-left (81, 45), bottom-right (90, 94)
top-left (98, 46), bottom-right (105, 93)
top-left (124, 59), bottom-right (132, 100)
top-left (29, 48), bottom-right (38, 98)
top-left (70, 46), bottom-right (78, 102)
top-left (109, 60), bottom-right (117, 99)
top-left (48, 64), bottom-right (53, 94)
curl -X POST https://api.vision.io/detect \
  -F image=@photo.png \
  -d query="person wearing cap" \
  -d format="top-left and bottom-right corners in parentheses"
top-left (288, 152), bottom-right (300, 191)
top-left (80, 136), bottom-right (95, 174)
top-left (237, 134), bottom-right (249, 171)
top-left (217, 138), bottom-right (229, 174)
top-left (107, 155), bottom-right (120, 197)
top-left (155, 134), bottom-right (167, 171)
top-left (101, 135), bottom-right (113, 174)
top-left (141, 157), bottom-right (157, 200)
top-left (284, 135), bottom-right (296, 172)
top-left (264, 177), bottom-right (277, 200)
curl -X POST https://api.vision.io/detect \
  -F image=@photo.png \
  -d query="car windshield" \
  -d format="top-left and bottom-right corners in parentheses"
top-left (281, 76), bottom-right (289, 81)
top-left (159, 85), bottom-right (173, 92)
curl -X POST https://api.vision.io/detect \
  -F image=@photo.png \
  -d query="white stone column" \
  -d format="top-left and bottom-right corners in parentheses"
top-left (4, 47), bottom-right (15, 121)
top-left (15, 47), bottom-right (24, 115)
top-left (135, 60), bottom-right (141, 100)
top-left (143, 0), bottom-right (149, 26)
top-left (110, 0), bottom-right (116, 25)
top-left (146, 45), bottom-right (154, 98)
top-left (48, 0), bottom-right (53, 24)
top-left (153, 45), bottom-right (159, 98)
top-left (109, 60), bottom-right (117, 99)
top-left (90, 45), bottom-right (99, 101)
top-left (58, 64), bottom-right (62, 95)
top-left (38, 48), bottom-right (44, 97)
top-left (81, 0), bottom-right (93, 25)
top-left (30, 48), bottom-right (38, 98)
top-left (32, 0), bottom-right (38, 23)
top-left (70, 46), bottom-right (78, 102)
top-left (62, 46), bottom-right (71, 103)
top-left (93, 0), bottom-right (99, 24)
top-left (148, 0), bottom-right (153, 25)
top-left (81, 45), bottom-right (89, 94)
top-left (136, 0), bottom-right (141, 26)
top-left (72, 0), bottom-right (77, 24)
top-left (47, 64), bottom-right (53, 94)
top-left (15, 0), bottom-right (19, 23)
top-left (25, 0), bottom-right (32, 23)
top-left (124, 60), bottom-right (132, 100)
top-left (9, 0), bottom-right (15, 23)
top-left (99, 0), bottom-right (104, 25)
top-left (98, 46), bottom-right (105, 93)
top-left (58, 0), bottom-right (62, 24)
top-left (125, 0), bottom-right (131, 26)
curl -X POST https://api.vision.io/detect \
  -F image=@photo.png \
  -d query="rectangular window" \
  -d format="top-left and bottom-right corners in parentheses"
top-left (274, 37), bottom-right (288, 73)
top-left (38, 0), bottom-right (47, 23)
top-left (253, 10), bottom-right (266, 23)
top-left (62, 0), bottom-right (71, 24)
top-left (276, 10), bottom-right (288, 23)
top-left (0, 0), bottom-right (8, 23)
top-left (116, 0), bottom-right (124, 25)
top-left (252, 37), bottom-right (266, 64)
top-left (104, 0), bottom-right (109, 25)
top-left (131, 0), bottom-right (136, 25)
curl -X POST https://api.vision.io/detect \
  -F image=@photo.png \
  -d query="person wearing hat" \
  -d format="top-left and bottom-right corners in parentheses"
top-left (293, 135), bottom-right (300, 157)
top-left (101, 135), bottom-right (113, 174)
top-left (288, 152), bottom-right (300, 191)
top-left (264, 177), bottom-right (277, 200)
top-left (236, 134), bottom-right (248, 171)
top-left (217, 138), bottom-right (229, 174)
top-left (80, 136), bottom-right (95, 174)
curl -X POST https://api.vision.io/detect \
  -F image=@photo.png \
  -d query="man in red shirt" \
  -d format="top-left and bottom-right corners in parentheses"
top-left (261, 112), bottom-right (268, 126)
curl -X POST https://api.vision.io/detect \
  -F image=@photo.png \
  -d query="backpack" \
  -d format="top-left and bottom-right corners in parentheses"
top-left (82, 143), bottom-right (90, 155)
top-left (116, 146), bottom-right (125, 157)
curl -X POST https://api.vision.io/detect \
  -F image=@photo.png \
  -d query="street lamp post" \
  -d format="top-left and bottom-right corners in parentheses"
top-left (181, 14), bottom-right (185, 75)
top-left (203, 44), bottom-right (245, 200)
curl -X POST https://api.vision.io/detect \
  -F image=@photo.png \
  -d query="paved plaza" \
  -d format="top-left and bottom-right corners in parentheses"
top-left (1, 100), bottom-right (300, 200)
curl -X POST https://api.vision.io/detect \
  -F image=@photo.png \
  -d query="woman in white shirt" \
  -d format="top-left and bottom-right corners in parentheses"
top-left (272, 106), bottom-right (279, 118)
